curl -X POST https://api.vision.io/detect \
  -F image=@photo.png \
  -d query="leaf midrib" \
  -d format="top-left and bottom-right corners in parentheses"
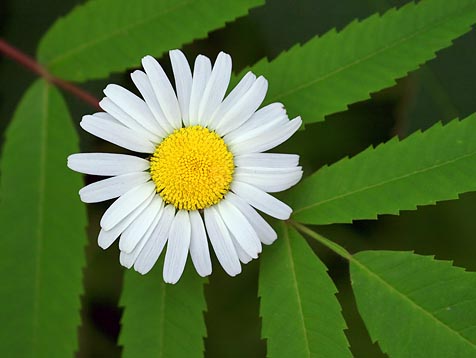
top-left (32, 81), bottom-right (49, 352)
top-left (269, 3), bottom-right (475, 103)
top-left (352, 256), bottom-right (476, 350)
top-left (44, 0), bottom-right (193, 67)
top-left (284, 224), bottom-right (312, 358)
top-left (294, 148), bottom-right (476, 215)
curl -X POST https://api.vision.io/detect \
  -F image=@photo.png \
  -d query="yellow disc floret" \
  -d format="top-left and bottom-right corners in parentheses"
top-left (150, 125), bottom-right (234, 211)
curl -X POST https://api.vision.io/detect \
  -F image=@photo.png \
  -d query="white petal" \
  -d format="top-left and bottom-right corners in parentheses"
top-left (163, 210), bottom-right (191, 284)
top-left (67, 153), bottom-right (149, 176)
top-left (119, 196), bottom-right (163, 253)
top-left (170, 49), bottom-right (192, 126)
top-left (224, 102), bottom-right (287, 142)
top-left (234, 153), bottom-right (300, 168)
top-left (226, 192), bottom-right (277, 245)
top-left (92, 111), bottom-right (116, 122)
top-left (217, 200), bottom-right (261, 258)
top-left (204, 206), bottom-right (241, 276)
top-left (198, 52), bottom-right (232, 125)
top-left (100, 182), bottom-right (156, 230)
top-left (234, 167), bottom-right (303, 193)
top-left (120, 204), bottom-right (163, 269)
top-left (231, 181), bottom-right (292, 220)
top-left (142, 55), bottom-right (181, 129)
top-left (131, 70), bottom-right (173, 135)
top-left (97, 192), bottom-right (154, 249)
top-left (99, 99), bottom-right (150, 138)
top-left (189, 55), bottom-right (212, 126)
top-left (214, 76), bottom-right (268, 136)
top-left (225, 115), bottom-right (287, 147)
top-left (103, 85), bottom-right (164, 139)
top-left (189, 211), bottom-right (212, 277)
top-left (229, 116), bottom-right (302, 155)
top-left (79, 172), bottom-right (150, 203)
top-left (226, 112), bottom-right (287, 146)
top-left (231, 233), bottom-right (253, 264)
top-left (80, 114), bottom-right (155, 153)
top-left (207, 71), bottom-right (256, 129)
top-left (88, 110), bottom-right (121, 127)
top-left (134, 204), bottom-right (175, 274)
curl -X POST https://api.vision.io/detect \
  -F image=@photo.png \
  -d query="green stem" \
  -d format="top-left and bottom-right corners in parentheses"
top-left (0, 38), bottom-right (100, 110)
top-left (289, 220), bottom-right (352, 261)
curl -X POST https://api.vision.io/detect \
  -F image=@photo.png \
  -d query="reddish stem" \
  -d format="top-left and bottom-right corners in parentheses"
top-left (0, 38), bottom-right (100, 110)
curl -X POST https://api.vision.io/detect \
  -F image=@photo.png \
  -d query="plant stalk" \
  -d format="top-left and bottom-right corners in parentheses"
top-left (290, 220), bottom-right (353, 261)
top-left (0, 38), bottom-right (100, 110)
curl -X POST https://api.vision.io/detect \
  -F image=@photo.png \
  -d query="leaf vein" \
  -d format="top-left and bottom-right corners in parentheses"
top-left (46, 0), bottom-right (193, 67)
top-left (32, 82), bottom-right (49, 351)
top-left (284, 224), bottom-right (312, 358)
top-left (294, 150), bottom-right (476, 214)
top-left (353, 257), bottom-right (476, 349)
top-left (270, 4), bottom-right (473, 102)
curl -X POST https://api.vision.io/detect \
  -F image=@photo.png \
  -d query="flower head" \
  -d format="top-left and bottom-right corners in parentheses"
top-left (68, 50), bottom-right (302, 283)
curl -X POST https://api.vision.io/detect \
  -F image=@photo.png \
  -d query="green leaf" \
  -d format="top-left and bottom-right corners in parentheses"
top-left (289, 115), bottom-right (476, 225)
top-left (259, 223), bottom-right (351, 358)
top-left (0, 80), bottom-right (87, 356)
top-left (37, 0), bottom-right (264, 82)
top-left (247, 0), bottom-right (476, 124)
top-left (351, 250), bottom-right (476, 357)
top-left (119, 260), bottom-right (207, 357)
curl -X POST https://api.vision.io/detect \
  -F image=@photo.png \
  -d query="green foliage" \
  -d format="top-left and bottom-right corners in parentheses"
top-left (119, 260), bottom-right (207, 358)
top-left (289, 115), bottom-right (476, 225)
top-left (259, 223), bottom-right (351, 357)
top-left (247, 0), bottom-right (476, 124)
top-left (4, 0), bottom-right (476, 356)
top-left (37, 0), bottom-right (264, 82)
top-left (0, 80), bottom-right (87, 356)
top-left (351, 251), bottom-right (476, 357)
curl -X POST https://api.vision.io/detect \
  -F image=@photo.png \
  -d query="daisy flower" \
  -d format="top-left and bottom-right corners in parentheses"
top-left (68, 50), bottom-right (302, 284)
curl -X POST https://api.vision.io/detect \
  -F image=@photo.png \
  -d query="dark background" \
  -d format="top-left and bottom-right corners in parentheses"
top-left (1, 0), bottom-right (475, 356)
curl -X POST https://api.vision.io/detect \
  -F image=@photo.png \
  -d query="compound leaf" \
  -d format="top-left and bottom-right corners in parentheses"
top-left (0, 80), bottom-right (87, 356)
top-left (248, 0), bottom-right (476, 124)
top-left (259, 223), bottom-right (351, 357)
top-left (38, 0), bottom-right (264, 82)
top-left (289, 115), bottom-right (476, 224)
top-left (351, 250), bottom-right (476, 357)
top-left (119, 260), bottom-right (207, 357)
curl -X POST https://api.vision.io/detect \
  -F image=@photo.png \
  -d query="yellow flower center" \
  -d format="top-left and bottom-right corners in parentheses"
top-left (150, 125), bottom-right (234, 210)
